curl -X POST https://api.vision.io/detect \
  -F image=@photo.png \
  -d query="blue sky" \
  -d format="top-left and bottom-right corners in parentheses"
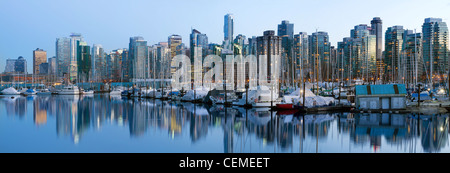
top-left (0, 0), bottom-right (449, 73)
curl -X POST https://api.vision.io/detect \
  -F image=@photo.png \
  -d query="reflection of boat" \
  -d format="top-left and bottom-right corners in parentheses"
top-left (1, 87), bottom-right (21, 95)
top-left (276, 103), bottom-right (294, 109)
top-left (58, 85), bottom-right (80, 95)
top-left (181, 102), bottom-right (210, 116)
top-left (210, 92), bottom-right (238, 105)
top-left (277, 109), bottom-right (299, 115)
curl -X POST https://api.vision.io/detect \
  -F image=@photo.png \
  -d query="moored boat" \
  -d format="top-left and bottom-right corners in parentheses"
top-left (58, 85), bottom-right (80, 95)
top-left (1, 87), bottom-right (21, 95)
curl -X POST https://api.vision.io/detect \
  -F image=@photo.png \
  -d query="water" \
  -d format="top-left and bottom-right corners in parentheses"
top-left (0, 94), bottom-right (449, 153)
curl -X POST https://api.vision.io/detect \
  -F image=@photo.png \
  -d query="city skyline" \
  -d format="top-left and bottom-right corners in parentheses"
top-left (0, 0), bottom-right (449, 73)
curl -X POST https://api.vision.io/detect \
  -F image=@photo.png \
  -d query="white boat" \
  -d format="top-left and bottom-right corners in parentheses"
top-left (58, 85), bottom-right (80, 95)
top-left (233, 85), bottom-right (280, 107)
top-left (82, 89), bottom-right (94, 95)
top-left (110, 88), bottom-right (123, 95)
top-left (181, 87), bottom-right (210, 102)
top-left (37, 88), bottom-right (52, 95)
top-left (18, 88), bottom-right (28, 94)
top-left (1, 87), bottom-right (20, 95)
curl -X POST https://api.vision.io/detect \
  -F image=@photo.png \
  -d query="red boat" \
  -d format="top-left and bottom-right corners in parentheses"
top-left (276, 103), bottom-right (294, 109)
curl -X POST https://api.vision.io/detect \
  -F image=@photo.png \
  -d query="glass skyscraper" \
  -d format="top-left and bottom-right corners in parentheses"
top-left (309, 31), bottom-right (331, 82)
top-left (224, 14), bottom-right (234, 51)
top-left (69, 33), bottom-right (83, 83)
top-left (129, 36), bottom-right (144, 81)
top-left (422, 18), bottom-right (448, 86)
top-left (77, 41), bottom-right (91, 83)
top-left (91, 44), bottom-right (103, 82)
top-left (278, 20), bottom-right (294, 86)
top-left (384, 25), bottom-right (405, 82)
top-left (56, 37), bottom-right (71, 78)
top-left (293, 32), bottom-right (308, 83)
top-left (371, 17), bottom-right (383, 79)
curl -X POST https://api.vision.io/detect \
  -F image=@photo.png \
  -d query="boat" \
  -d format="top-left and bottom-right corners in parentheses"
top-left (181, 87), bottom-right (210, 102)
top-left (58, 85), bottom-right (80, 95)
top-left (82, 89), bottom-right (94, 95)
top-left (18, 88), bottom-right (28, 94)
top-left (276, 103), bottom-right (294, 109)
top-left (110, 87), bottom-right (123, 95)
top-left (121, 90), bottom-right (130, 97)
top-left (232, 85), bottom-right (280, 107)
top-left (24, 88), bottom-right (37, 95)
top-left (410, 91), bottom-right (431, 102)
top-left (37, 88), bottom-right (52, 95)
top-left (1, 87), bottom-right (20, 95)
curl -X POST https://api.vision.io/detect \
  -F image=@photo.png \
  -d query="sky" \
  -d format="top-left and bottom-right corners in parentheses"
top-left (0, 0), bottom-right (449, 73)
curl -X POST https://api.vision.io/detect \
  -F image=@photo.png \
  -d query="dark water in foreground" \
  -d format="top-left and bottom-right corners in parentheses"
top-left (0, 94), bottom-right (449, 153)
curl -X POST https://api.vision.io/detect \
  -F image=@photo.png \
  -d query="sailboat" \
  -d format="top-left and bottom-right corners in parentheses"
top-left (1, 87), bottom-right (20, 95)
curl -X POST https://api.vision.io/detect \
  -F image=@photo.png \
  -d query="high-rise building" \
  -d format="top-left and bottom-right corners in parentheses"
top-left (48, 56), bottom-right (57, 75)
top-left (371, 17), bottom-right (383, 79)
top-left (224, 14), bottom-right (234, 50)
top-left (248, 36), bottom-right (257, 55)
top-left (4, 59), bottom-right (17, 73)
top-left (15, 56), bottom-right (27, 74)
top-left (234, 34), bottom-right (246, 47)
top-left (76, 41), bottom-right (91, 83)
top-left (309, 31), bottom-right (332, 82)
top-left (69, 33), bottom-right (83, 82)
top-left (91, 44), bottom-right (104, 82)
top-left (33, 48), bottom-right (47, 75)
top-left (121, 49), bottom-right (130, 82)
top-left (190, 29), bottom-right (208, 60)
top-left (56, 37), bottom-right (71, 78)
top-left (293, 32), bottom-right (309, 83)
top-left (337, 37), bottom-right (352, 81)
top-left (278, 20), bottom-right (294, 85)
top-left (403, 31), bottom-right (423, 85)
top-left (385, 26), bottom-right (406, 82)
top-left (133, 40), bottom-right (148, 81)
top-left (256, 30), bottom-right (282, 84)
top-left (422, 18), bottom-right (449, 86)
top-left (39, 63), bottom-right (49, 75)
top-left (168, 35), bottom-right (182, 58)
top-left (129, 36), bottom-right (144, 80)
top-left (107, 49), bottom-right (123, 82)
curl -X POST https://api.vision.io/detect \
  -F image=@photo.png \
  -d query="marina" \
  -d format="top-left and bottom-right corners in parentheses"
top-left (1, 93), bottom-right (450, 153)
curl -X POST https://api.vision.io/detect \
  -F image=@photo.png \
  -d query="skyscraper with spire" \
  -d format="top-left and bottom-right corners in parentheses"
top-left (371, 17), bottom-right (383, 80)
top-left (224, 13), bottom-right (234, 51)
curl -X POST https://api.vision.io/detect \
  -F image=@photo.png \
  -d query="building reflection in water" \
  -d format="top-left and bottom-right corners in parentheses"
top-left (2, 94), bottom-right (450, 153)
top-left (34, 96), bottom-right (48, 125)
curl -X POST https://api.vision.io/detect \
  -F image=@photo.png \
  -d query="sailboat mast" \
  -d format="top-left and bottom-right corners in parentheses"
top-left (430, 28), bottom-right (433, 90)
top-left (316, 29), bottom-right (319, 95)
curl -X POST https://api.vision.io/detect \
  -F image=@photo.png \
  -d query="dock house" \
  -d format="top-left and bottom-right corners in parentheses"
top-left (355, 84), bottom-right (407, 110)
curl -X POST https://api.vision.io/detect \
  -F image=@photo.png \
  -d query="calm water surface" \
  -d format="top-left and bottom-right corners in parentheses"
top-left (0, 94), bottom-right (449, 153)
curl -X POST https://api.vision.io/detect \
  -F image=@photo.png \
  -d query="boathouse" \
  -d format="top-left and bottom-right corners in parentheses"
top-left (355, 84), bottom-right (407, 110)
